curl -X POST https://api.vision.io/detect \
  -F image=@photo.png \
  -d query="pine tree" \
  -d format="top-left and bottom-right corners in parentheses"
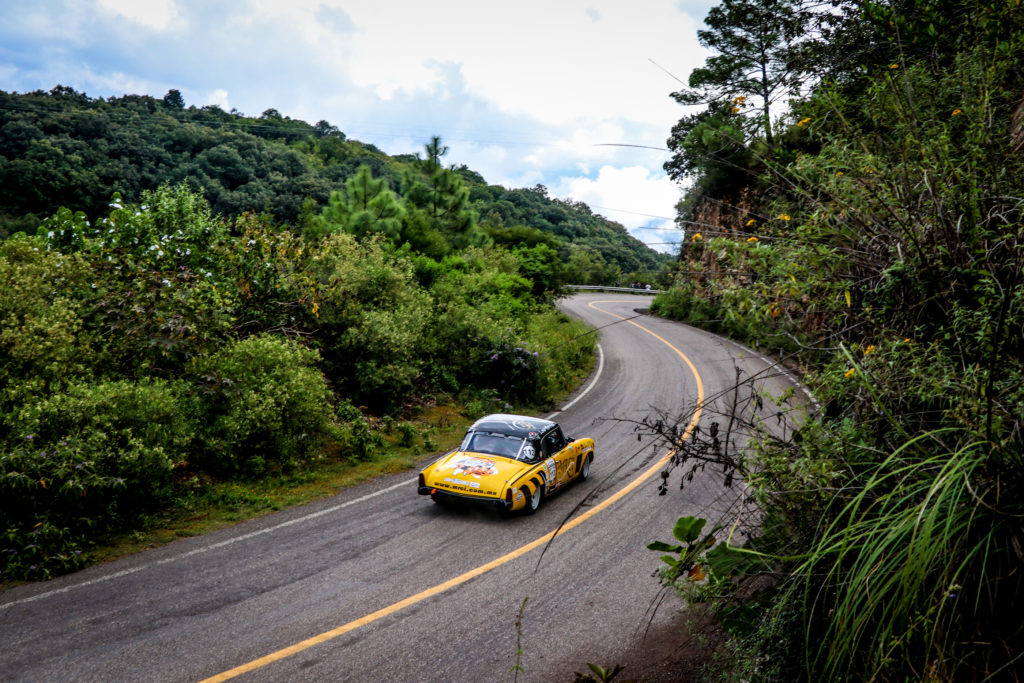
top-left (672, 0), bottom-right (811, 146)
top-left (308, 165), bottom-right (402, 241)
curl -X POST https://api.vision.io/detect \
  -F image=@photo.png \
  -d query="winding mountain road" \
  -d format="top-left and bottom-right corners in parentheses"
top-left (0, 293), bottom-right (808, 682)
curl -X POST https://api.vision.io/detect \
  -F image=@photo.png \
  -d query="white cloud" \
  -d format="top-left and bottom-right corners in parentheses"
top-left (554, 165), bottom-right (683, 253)
top-left (337, 0), bottom-right (704, 128)
top-left (86, 69), bottom-right (159, 97)
top-left (98, 0), bottom-right (183, 31)
top-left (202, 88), bottom-right (232, 110)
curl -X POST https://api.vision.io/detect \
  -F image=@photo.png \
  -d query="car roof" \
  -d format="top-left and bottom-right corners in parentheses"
top-left (468, 414), bottom-right (557, 439)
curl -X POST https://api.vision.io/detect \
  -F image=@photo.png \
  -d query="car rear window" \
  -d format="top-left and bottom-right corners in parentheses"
top-left (461, 431), bottom-right (528, 459)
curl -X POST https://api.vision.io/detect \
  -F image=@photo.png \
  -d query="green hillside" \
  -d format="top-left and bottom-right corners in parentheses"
top-left (0, 87), bottom-right (667, 280)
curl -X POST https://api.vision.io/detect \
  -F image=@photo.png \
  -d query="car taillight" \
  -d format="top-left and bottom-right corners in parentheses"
top-left (505, 488), bottom-right (513, 505)
top-left (418, 473), bottom-right (425, 487)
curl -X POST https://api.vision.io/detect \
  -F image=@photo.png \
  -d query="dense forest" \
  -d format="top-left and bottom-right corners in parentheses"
top-left (0, 87), bottom-right (667, 280)
top-left (649, 0), bottom-right (1024, 679)
top-left (0, 90), bottom-right (670, 582)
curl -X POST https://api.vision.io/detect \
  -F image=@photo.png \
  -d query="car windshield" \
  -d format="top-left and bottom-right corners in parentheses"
top-left (460, 430), bottom-right (535, 461)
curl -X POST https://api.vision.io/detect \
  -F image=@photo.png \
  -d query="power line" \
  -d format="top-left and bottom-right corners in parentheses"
top-left (591, 205), bottom-right (676, 222)
top-left (593, 143), bottom-right (670, 152)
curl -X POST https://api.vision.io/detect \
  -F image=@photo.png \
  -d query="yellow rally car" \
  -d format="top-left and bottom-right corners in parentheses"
top-left (418, 413), bottom-right (594, 514)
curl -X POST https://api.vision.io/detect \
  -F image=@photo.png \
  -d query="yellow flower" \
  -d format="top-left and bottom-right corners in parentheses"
top-left (835, 171), bottom-right (844, 177)
top-left (797, 117), bottom-right (811, 127)
top-left (844, 368), bottom-right (856, 379)
top-left (745, 218), bottom-right (756, 226)
top-left (952, 109), bottom-right (962, 116)
top-left (904, 337), bottom-right (911, 343)
top-left (731, 106), bottom-right (740, 114)
top-left (777, 214), bottom-right (791, 221)
top-left (890, 63), bottom-right (899, 69)
top-left (865, 168), bottom-right (875, 174)
top-left (865, 345), bottom-right (876, 355)
top-left (733, 95), bottom-right (746, 104)
top-left (692, 232), bottom-right (703, 242)
top-left (312, 302), bottom-right (320, 318)
top-left (747, 236), bottom-right (759, 243)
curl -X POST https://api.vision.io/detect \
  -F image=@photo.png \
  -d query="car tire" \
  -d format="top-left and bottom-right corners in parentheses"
top-left (579, 455), bottom-right (591, 481)
top-left (524, 480), bottom-right (544, 515)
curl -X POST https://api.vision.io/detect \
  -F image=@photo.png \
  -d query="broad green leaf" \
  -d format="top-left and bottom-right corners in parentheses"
top-left (673, 516), bottom-right (707, 544)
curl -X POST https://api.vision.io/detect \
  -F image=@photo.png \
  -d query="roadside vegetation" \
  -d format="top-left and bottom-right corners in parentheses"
top-left (87, 403), bottom-right (474, 568)
top-left (0, 138), bottom-right (604, 582)
top-left (648, 0), bottom-right (1024, 679)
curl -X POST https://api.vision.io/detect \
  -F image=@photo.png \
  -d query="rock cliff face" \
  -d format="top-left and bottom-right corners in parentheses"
top-left (674, 188), bottom-right (756, 287)
top-left (688, 188), bottom-right (753, 240)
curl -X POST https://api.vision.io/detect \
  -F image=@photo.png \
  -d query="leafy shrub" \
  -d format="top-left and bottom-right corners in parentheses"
top-left (2, 518), bottom-right (91, 581)
top-left (0, 236), bottom-right (96, 408)
top-left (192, 334), bottom-right (335, 478)
top-left (334, 417), bottom-right (383, 461)
top-left (474, 337), bottom-right (542, 402)
top-left (653, 39), bottom-right (1024, 681)
top-left (12, 378), bottom-right (193, 504)
top-left (1, 378), bottom-right (194, 580)
top-left (307, 233), bottom-right (430, 410)
top-left (525, 309), bottom-right (596, 404)
top-left (396, 422), bottom-right (418, 447)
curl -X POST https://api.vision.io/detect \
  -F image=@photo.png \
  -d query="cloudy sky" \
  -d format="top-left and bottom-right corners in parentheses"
top-left (0, 0), bottom-right (717, 253)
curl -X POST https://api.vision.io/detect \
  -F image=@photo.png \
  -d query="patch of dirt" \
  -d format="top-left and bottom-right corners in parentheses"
top-left (575, 604), bottom-right (729, 682)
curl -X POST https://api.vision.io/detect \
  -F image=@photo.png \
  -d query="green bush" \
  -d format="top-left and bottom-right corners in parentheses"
top-left (12, 378), bottom-right (193, 503)
top-left (192, 334), bottom-right (335, 478)
top-left (525, 308), bottom-right (596, 404)
top-left (1, 378), bottom-right (194, 580)
top-left (654, 39), bottom-right (1024, 681)
top-left (0, 236), bottom-right (96, 409)
top-left (306, 233), bottom-right (431, 410)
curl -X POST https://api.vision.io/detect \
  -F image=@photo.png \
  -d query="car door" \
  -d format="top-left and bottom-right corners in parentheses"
top-left (542, 426), bottom-right (574, 488)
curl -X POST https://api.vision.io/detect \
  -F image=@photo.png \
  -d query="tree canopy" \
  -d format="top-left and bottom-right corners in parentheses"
top-left (0, 88), bottom-right (668, 280)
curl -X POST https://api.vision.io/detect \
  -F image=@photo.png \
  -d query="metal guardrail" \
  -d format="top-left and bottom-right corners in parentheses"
top-left (562, 285), bottom-right (663, 295)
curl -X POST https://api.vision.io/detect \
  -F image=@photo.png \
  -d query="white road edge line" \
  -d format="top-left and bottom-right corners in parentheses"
top-left (0, 480), bottom-right (408, 611)
top-left (715, 336), bottom-right (821, 413)
top-left (2, 343), bottom-right (607, 611)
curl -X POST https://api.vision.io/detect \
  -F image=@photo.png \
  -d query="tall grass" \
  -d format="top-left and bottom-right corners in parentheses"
top-left (786, 429), bottom-right (1016, 679)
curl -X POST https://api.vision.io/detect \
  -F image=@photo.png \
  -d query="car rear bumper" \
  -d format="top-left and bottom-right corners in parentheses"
top-left (419, 486), bottom-right (512, 509)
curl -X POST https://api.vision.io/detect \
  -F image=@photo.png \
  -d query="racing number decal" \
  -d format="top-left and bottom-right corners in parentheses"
top-left (543, 458), bottom-right (556, 488)
top-left (546, 453), bottom-right (575, 489)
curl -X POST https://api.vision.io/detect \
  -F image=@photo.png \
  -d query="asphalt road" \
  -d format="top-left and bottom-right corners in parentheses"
top-left (0, 293), bottom-right (810, 682)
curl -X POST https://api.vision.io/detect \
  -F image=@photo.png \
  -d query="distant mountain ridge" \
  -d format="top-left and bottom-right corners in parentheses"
top-left (0, 86), bottom-right (669, 277)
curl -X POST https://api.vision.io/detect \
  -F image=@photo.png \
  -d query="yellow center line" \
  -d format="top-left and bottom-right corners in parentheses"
top-left (199, 300), bottom-right (704, 682)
